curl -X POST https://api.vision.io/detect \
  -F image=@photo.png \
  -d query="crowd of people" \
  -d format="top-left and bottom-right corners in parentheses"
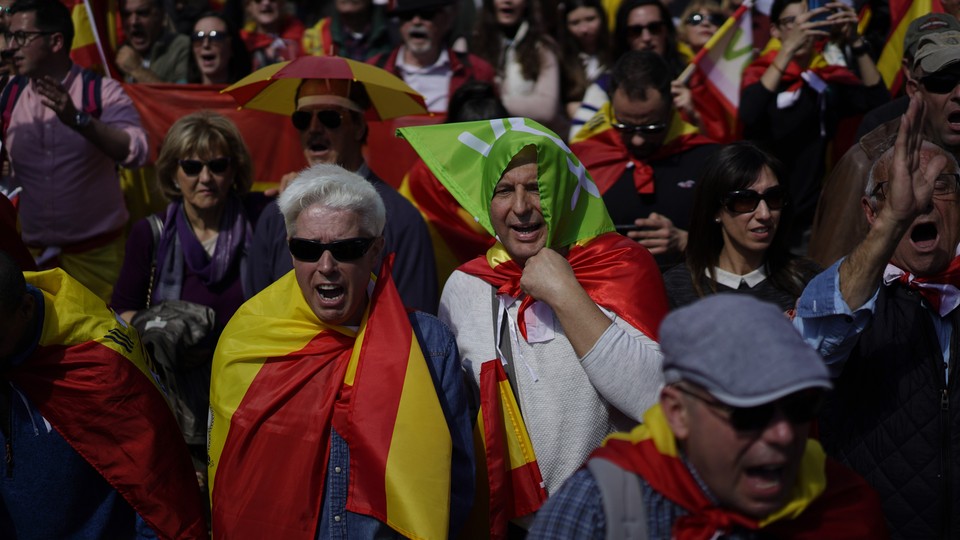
top-left (2, 0), bottom-right (960, 538)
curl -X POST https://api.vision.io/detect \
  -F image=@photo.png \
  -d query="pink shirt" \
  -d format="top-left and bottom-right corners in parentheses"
top-left (8, 64), bottom-right (148, 246)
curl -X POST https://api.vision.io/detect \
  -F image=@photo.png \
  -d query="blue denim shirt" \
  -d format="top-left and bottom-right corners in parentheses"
top-left (316, 311), bottom-right (475, 539)
top-left (793, 259), bottom-right (952, 380)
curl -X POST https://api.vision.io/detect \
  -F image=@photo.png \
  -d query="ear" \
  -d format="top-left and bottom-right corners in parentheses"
top-left (369, 235), bottom-right (385, 260)
top-left (355, 117), bottom-right (368, 143)
top-left (861, 195), bottom-right (879, 226)
top-left (906, 77), bottom-right (920, 98)
top-left (50, 32), bottom-right (67, 55)
top-left (660, 385), bottom-right (691, 440)
top-left (770, 23), bottom-right (781, 41)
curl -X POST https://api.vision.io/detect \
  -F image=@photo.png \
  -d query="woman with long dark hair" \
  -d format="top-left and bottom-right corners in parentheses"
top-left (662, 141), bottom-right (819, 311)
top-left (473, 0), bottom-right (563, 130)
top-left (556, 0), bottom-right (610, 119)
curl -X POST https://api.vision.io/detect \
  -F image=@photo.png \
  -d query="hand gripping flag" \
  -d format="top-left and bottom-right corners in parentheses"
top-left (592, 405), bottom-right (889, 540)
top-left (209, 260), bottom-right (452, 540)
top-left (11, 269), bottom-right (207, 539)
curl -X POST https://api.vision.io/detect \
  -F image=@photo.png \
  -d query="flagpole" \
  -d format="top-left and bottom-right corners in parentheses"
top-left (82, 0), bottom-right (114, 79)
top-left (678, 0), bottom-right (754, 85)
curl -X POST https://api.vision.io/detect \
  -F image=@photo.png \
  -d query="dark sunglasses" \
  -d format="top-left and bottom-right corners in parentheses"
top-left (920, 72), bottom-right (960, 94)
top-left (289, 237), bottom-right (376, 262)
top-left (612, 120), bottom-right (668, 135)
top-left (178, 157), bottom-right (230, 176)
top-left (291, 109), bottom-right (343, 131)
top-left (397, 7), bottom-right (442, 21)
top-left (722, 185), bottom-right (787, 213)
top-left (191, 30), bottom-right (228, 43)
top-left (685, 12), bottom-right (726, 27)
top-left (626, 21), bottom-right (666, 38)
top-left (675, 385), bottom-right (823, 432)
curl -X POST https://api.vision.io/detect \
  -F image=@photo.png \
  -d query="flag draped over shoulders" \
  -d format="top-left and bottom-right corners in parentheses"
top-left (741, 39), bottom-right (862, 92)
top-left (570, 104), bottom-right (714, 195)
top-left (209, 264), bottom-right (452, 540)
top-left (11, 269), bottom-right (207, 540)
top-left (593, 406), bottom-right (889, 540)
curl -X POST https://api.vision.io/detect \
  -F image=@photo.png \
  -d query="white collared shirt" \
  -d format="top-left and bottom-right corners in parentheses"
top-left (395, 48), bottom-right (453, 113)
top-left (711, 266), bottom-right (768, 290)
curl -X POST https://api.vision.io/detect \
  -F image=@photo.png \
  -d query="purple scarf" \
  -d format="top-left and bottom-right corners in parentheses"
top-left (152, 196), bottom-right (252, 304)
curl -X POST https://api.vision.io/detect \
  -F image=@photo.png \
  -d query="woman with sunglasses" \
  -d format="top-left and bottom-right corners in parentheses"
top-left (557, 0), bottom-right (611, 120)
top-left (662, 141), bottom-right (819, 312)
top-left (677, 0), bottom-right (725, 56)
top-left (473, 0), bottom-right (564, 131)
top-left (187, 11), bottom-right (251, 85)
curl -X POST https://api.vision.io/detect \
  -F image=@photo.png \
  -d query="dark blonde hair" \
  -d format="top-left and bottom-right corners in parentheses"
top-left (155, 111), bottom-right (253, 200)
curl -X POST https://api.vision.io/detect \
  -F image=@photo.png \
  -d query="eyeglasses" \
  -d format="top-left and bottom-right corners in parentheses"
top-left (920, 72), bottom-right (960, 94)
top-left (191, 30), bottom-right (228, 43)
top-left (685, 12), bottom-right (726, 27)
top-left (722, 185), bottom-right (787, 213)
top-left (674, 385), bottom-right (823, 432)
top-left (611, 120), bottom-right (668, 135)
top-left (4, 30), bottom-right (54, 46)
top-left (291, 109), bottom-right (343, 131)
top-left (178, 157), bottom-right (231, 176)
top-left (289, 237), bottom-right (376, 262)
top-left (397, 8), bottom-right (442, 21)
top-left (872, 172), bottom-right (960, 200)
top-left (626, 21), bottom-right (666, 38)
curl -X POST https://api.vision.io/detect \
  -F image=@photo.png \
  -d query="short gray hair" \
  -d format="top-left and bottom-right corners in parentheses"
top-left (277, 163), bottom-right (386, 238)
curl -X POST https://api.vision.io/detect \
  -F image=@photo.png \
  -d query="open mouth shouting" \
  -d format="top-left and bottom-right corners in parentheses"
top-left (910, 221), bottom-right (939, 252)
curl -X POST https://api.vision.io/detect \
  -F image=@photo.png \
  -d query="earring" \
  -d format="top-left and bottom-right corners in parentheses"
top-left (714, 217), bottom-right (721, 223)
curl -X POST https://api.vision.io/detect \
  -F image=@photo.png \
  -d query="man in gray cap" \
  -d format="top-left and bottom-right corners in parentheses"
top-left (796, 96), bottom-right (958, 538)
top-left (528, 294), bottom-right (886, 539)
top-left (809, 12), bottom-right (960, 266)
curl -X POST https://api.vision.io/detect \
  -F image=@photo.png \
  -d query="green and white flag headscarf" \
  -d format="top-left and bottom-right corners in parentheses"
top-left (397, 117), bottom-right (614, 250)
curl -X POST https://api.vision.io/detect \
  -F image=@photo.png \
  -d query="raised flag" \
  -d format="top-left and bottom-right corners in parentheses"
top-left (63, 0), bottom-right (117, 77)
top-left (877, 0), bottom-right (943, 93)
top-left (209, 262), bottom-right (452, 540)
top-left (684, 1), bottom-right (754, 142)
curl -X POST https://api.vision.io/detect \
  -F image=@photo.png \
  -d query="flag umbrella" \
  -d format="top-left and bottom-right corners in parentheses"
top-left (222, 56), bottom-right (428, 120)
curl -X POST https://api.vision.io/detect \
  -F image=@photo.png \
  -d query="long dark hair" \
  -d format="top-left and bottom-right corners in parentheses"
top-left (473, 0), bottom-right (556, 82)
top-left (556, 0), bottom-right (611, 104)
top-left (186, 11), bottom-right (252, 85)
top-left (612, 0), bottom-right (683, 77)
top-left (685, 141), bottom-right (811, 299)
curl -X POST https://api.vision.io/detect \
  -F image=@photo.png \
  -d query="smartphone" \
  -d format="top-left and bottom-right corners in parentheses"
top-left (807, 0), bottom-right (831, 23)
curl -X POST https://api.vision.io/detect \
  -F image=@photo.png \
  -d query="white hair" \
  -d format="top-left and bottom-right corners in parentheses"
top-left (277, 163), bottom-right (386, 237)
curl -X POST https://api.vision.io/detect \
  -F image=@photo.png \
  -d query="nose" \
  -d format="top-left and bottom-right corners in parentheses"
top-left (511, 187), bottom-right (533, 214)
top-left (316, 249), bottom-right (336, 274)
top-left (629, 132), bottom-right (647, 148)
top-left (762, 408), bottom-right (798, 447)
top-left (754, 199), bottom-right (771, 219)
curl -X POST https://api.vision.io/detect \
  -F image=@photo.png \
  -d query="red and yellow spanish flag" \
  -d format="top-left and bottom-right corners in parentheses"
top-left (62, 0), bottom-right (118, 77)
top-left (398, 159), bottom-right (496, 288)
top-left (878, 0), bottom-right (943, 94)
top-left (12, 269), bottom-right (208, 539)
top-left (570, 103), bottom-right (714, 197)
top-left (592, 405), bottom-right (889, 539)
top-left (474, 360), bottom-right (547, 538)
top-left (209, 263), bottom-right (452, 540)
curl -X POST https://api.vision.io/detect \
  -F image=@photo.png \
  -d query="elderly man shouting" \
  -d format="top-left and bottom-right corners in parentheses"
top-left (208, 164), bottom-right (473, 539)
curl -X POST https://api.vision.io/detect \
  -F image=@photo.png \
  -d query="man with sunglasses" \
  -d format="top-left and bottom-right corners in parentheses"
top-left (368, 0), bottom-right (494, 113)
top-left (115, 0), bottom-right (189, 83)
top-left (795, 98), bottom-right (960, 538)
top-left (572, 50), bottom-right (717, 265)
top-left (245, 77), bottom-right (439, 314)
top-left (809, 13), bottom-right (960, 267)
top-left (209, 164), bottom-right (473, 539)
top-left (529, 294), bottom-right (887, 539)
top-left (2, 0), bottom-right (147, 302)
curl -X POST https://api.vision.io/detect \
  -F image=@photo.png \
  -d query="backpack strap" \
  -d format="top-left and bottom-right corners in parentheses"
top-left (586, 457), bottom-right (649, 540)
top-left (145, 214), bottom-right (164, 308)
top-left (1, 75), bottom-right (26, 147)
top-left (79, 69), bottom-right (103, 119)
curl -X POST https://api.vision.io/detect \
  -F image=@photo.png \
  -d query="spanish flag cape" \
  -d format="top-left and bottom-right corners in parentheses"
top-left (208, 263), bottom-right (452, 540)
top-left (10, 269), bottom-right (207, 539)
top-left (592, 405), bottom-right (890, 540)
top-left (398, 158), bottom-right (496, 289)
top-left (399, 119), bottom-right (669, 536)
top-left (570, 103), bottom-right (715, 195)
top-left (741, 38), bottom-right (863, 93)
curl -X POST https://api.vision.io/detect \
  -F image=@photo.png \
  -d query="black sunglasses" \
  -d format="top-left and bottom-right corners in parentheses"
top-left (191, 30), bottom-right (228, 43)
top-left (920, 72), bottom-right (960, 94)
top-left (178, 157), bottom-right (231, 176)
top-left (685, 12), bottom-right (726, 27)
top-left (626, 21), bottom-right (666, 37)
top-left (612, 121), bottom-right (668, 135)
top-left (291, 109), bottom-right (343, 131)
top-left (675, 385), bottom-right (823, 432)
top-left (289, 237), bottom-right (376, 262)
top-left (722, 185), bottom-right (787, 213)
top-left (397, 7), bottom-right (442, 21)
